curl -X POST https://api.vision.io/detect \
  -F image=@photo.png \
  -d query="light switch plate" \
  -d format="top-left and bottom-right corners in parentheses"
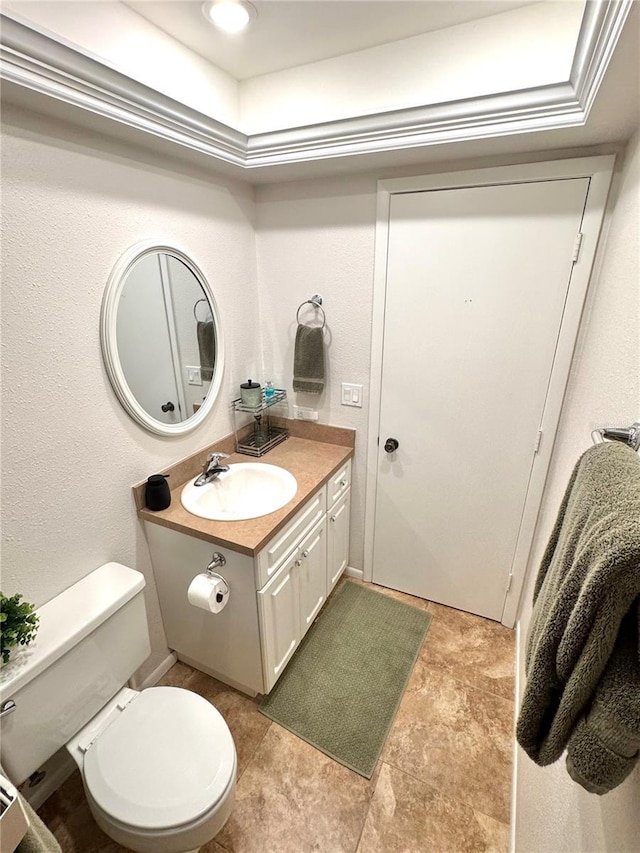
top-left (187, 366), bottom-right (202, 386)
top-left (341, 383), bottom-right (363, 407)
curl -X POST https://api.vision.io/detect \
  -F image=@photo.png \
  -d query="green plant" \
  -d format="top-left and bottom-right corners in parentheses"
top-left (0, 593), bottom-right (39, 664)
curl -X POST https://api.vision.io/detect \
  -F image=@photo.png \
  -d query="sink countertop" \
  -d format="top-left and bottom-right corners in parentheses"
top-left (136, 431), bottom-right (354, 557)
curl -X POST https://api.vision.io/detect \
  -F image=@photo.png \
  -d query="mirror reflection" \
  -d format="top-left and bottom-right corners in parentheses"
top-left (101, 242), bottom-right (224, 436)
top-left (116, 253), bottom-right (216, 424)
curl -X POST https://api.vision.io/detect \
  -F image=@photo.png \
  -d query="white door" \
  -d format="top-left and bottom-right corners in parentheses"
top-left (116, 254), bottom-right (181, 423)
top-left (372, 178), bottom-right (590, 621)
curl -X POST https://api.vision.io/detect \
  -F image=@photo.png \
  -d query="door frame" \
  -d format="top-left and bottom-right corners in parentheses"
top-left (364, 156), bottom-right (615, 627)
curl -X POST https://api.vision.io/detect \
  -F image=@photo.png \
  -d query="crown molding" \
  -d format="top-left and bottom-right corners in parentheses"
top-left (0, 1), bottom-right (633, 171)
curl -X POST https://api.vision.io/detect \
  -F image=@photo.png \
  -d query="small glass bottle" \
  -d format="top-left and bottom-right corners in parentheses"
top-left (264, 380), bottom-right (275, 400)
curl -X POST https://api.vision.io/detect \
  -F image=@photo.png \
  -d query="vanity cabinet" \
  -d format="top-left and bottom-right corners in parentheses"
top-left (145, 459), bottom-right (351, 697)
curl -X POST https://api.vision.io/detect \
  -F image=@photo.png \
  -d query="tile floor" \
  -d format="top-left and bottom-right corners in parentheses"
top-left (38, 579), bottom-right (515, 852)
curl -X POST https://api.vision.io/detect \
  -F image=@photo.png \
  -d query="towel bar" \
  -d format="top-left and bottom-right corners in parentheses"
top-left (591, 422), bottom-right (640, 451)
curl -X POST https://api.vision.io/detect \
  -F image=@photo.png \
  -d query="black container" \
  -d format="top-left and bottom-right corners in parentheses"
top-left (145, 474), bottom-right (171, 511)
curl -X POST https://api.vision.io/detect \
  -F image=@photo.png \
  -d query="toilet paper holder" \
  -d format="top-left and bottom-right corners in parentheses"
top-left (206, 553), bottom-right (229, 603)
top-left (207, 552), bottom-right (226, 573)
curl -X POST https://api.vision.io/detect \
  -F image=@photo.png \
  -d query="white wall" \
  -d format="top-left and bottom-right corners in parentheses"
top-left (0, 106), bottom-right (260, 683)
top-left (2, 0), bottom-right (240, 127)
top-left (241, 3), bottom-right (583, 133)
top-left (256, 175), bottom-right (378, 571)
top-left (514, 128), bottom-right (640, 851)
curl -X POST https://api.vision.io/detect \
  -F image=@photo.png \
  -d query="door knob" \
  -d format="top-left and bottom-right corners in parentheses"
top-left (161, 401), bottom-right (175, 413)
top-left (384, 438), bottom-right (399, 453)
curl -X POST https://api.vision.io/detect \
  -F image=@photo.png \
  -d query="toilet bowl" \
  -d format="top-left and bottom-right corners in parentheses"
top-left (0, 563), bottom-right (236, 853)
top-left (67, 686), bottom-right (236, 853)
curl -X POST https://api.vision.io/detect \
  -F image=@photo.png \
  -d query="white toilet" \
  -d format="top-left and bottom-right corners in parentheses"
top-left (0, 563), bottom-right (236, 853)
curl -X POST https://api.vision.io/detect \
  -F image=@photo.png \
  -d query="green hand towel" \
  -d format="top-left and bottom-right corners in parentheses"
top-left (293, 324), bottom-right (325, 394)
top-left (197, 320), bottom-right (215, 382)
top-left (516, 442), bottom-right (640, 794)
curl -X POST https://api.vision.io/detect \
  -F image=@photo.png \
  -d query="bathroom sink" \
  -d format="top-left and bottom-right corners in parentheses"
top-left (180, 463), bottom-right (298, 521)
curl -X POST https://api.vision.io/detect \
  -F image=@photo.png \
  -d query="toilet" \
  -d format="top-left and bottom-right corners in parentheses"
top-left (0, 563), bottom-right (236, 853)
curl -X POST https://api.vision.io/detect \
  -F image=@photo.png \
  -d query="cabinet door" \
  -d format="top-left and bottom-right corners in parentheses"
top-left (298, 517), bottom-right (327, 637)
top-left (327, 489), bottom-right (350, 594)
top-left (258, 557), bottom-right (301, 692)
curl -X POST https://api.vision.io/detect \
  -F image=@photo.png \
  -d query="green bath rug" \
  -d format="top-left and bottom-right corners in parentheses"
top-left (259, 580), bottom-right (431, 778)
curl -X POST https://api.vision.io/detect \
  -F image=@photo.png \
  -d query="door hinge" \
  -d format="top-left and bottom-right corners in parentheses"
top-left (506, 572), bottom-right (513, 594)
top-left (534, 429), bottom-right (543, 454)
top-left (572, 232), bottom-right (583, 264)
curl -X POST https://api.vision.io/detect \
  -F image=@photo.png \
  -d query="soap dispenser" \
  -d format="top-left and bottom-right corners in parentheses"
top-left (145, 474), bottom-right (171, 511)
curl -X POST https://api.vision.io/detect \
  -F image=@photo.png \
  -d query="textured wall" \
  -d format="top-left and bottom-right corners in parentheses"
top-left (0, 107), bottom-right (260, 682)
top-left (256, 176), bottom-right (378, 571)
top-left (514, 128), bottom-right (640, 850)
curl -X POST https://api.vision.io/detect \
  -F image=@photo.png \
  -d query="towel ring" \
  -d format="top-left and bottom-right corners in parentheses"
top-left (296, 298), bottom-right (326, 329)
top-left (193, 298), bottom-right (211, 322)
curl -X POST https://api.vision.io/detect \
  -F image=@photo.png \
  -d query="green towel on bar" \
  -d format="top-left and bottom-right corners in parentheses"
top-left (516, 442), bottom-right (640, 794)
top-left (197, 320), bottom-right (215, 382)
top-left (293, 324), bottom-right (325, 394)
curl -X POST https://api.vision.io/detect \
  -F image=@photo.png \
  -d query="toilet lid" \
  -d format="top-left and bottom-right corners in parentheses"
top-left (83, 686), bottom-right (235, 831)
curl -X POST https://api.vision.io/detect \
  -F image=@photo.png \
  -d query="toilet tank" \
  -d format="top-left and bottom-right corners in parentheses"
top-left (0, 563), bottom-right (150, 784)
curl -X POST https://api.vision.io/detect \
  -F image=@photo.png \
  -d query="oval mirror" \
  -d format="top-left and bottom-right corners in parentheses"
top-left (101, 241), bottom-right (224, 435)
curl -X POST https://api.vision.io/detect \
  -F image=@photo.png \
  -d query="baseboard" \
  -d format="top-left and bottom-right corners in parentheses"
top-left (510, 619), bottom-right (522, 853)
top-left (344, 565), bottom-right (364, 580)
top-left (135, 652), bottom-right (178, 690)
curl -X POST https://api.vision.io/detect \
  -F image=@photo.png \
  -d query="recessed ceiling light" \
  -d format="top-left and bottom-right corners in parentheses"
top-left (202, 1), bottom-right (257, 34)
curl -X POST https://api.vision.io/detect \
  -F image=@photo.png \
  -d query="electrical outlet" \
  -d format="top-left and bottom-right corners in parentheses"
top-left (293, 405), bottom-right (318, 421)
top-left (341, 383), bottom-right (363, 407)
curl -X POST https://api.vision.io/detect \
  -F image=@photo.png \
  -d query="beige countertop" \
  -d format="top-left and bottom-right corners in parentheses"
top-left (135, 426), bottom-right (354, 557)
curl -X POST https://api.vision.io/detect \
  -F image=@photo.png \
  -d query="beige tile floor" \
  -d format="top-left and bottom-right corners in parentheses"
top-left (38, 580), bottom-right (515, 853)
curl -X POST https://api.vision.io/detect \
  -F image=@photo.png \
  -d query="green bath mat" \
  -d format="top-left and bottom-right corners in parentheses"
top-left (259, 580), bottom-right (431, 778)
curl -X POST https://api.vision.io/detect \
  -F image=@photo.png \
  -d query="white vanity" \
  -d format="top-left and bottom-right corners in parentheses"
top-left (139, 435), bottom-right (352, 696)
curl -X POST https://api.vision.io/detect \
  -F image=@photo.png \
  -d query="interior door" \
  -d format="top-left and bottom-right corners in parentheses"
top-left (372, 178), bottom-right (590, 621)
top-left (116, 254), bottom-right (181, 423)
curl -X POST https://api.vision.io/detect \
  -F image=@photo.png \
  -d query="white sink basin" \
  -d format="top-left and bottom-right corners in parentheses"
top-left (181, 463), bottom-right (298, 521)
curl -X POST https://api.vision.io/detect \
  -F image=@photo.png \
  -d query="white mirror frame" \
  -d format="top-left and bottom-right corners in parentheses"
top-left (101, 240), bottom-right (225, 436)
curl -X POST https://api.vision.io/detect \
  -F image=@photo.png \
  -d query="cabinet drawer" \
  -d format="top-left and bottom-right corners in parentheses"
top-left (256, 486), bottom-right (326, 588)
top-left (328, 459), bottom-right (352, 509)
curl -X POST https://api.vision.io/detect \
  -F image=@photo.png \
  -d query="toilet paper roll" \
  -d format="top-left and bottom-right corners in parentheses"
top-left (187, 573), bottom-right (230, 613)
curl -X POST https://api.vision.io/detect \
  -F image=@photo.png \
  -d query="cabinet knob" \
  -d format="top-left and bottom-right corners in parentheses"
top-left (330, 515), bottom-right (336, 523)
top-left (301, 550), bottom-right (309, 558)
top-left (295, 559), bottom-right (303, 567)
top-left (340, 479), bottom-right (347, 487)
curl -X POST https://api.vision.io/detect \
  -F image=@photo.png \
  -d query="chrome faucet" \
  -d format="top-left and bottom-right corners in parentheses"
top-left (194, 452), bottom-right (230, 487)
